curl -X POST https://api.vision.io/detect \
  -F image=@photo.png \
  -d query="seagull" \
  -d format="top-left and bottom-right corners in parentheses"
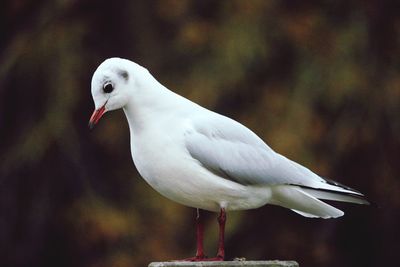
top-left (88, 58), bottom-right (368, 261)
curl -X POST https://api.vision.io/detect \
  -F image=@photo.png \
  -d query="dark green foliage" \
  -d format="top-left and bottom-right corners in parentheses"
top-left (0, 1), bottom-right (399, 267)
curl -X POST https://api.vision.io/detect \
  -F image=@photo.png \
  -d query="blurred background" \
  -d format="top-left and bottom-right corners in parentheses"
top-left (0, 0), bottom-right (399, 266)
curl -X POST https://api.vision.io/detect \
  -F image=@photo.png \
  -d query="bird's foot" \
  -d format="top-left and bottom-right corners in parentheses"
top-left (173, 256), bottom-right (205, 262)
top-left (200, 256), bottom-right (224, 261)
top-left (173, 255), bottom-right (224, 262)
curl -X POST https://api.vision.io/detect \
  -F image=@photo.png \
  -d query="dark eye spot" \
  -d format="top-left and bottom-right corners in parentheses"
top-left (103, 83), bottom-right (114, 93)
top-left (118, 70), bottom-right (129, 81)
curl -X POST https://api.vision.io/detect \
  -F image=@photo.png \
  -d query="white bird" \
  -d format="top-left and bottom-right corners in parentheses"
top-left (89, 58), bottom-right (368, 261)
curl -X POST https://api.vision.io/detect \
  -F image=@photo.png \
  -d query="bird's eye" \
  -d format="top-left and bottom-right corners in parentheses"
top-left (103, 83), bottom-right (114, 93)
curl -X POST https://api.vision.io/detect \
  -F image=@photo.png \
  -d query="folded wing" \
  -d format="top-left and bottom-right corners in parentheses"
top-left (185, 112), bottom-right (368, 218)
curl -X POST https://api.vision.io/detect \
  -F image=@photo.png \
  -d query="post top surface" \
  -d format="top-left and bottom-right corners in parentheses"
top-left (148, 260), bottom-right (299, 267)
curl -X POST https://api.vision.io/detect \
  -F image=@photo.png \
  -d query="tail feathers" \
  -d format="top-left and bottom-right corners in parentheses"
top-left (271, 185), bottom-right (344, 219)
top-left (291, 209), bottom-right (326, 218)
top-left (301, 187), bottom-right (369, 205)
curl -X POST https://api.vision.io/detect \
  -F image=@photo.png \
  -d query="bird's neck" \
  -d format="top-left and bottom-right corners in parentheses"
top-left (122, 74), bottom-right (193, 135)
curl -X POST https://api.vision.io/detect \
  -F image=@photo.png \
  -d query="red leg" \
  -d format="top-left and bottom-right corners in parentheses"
top-left (195, 209), bottom-right (206, 259)
top-left (175, 209), bottom-right (206, 261)
top-left (204, 208), bottom-right (226, 261)
top-left (216, 208), bottom-right (226, 260)
top-left (174, 208), bottom-right (226, 262)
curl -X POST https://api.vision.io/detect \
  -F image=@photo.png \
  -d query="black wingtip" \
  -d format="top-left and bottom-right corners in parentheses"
top-left (322, 177), bottom-right (362, 193)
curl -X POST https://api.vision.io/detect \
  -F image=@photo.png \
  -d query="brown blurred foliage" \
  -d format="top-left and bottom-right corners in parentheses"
top-left (0, 1), bottom-right (399, 267)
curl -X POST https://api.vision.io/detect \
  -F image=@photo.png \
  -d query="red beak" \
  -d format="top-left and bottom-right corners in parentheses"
top-left (88, 105), bottom-right (106, 130)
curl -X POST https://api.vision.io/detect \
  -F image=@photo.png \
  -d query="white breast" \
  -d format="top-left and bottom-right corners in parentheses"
top-left (129, 118), bottom-right (272, 212)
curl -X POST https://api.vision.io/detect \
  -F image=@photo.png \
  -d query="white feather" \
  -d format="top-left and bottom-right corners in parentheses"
top-left (270, 186), bottom-right (344, 219)
top-left (90, 58), bottom-right (368, 218)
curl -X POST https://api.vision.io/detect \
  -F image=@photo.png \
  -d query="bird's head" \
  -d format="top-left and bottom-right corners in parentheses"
top-left (88, 57), bottom-right (145, 129)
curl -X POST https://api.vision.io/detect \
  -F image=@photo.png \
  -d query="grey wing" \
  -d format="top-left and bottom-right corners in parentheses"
top-left (185, 113), bottom-right (326, 187)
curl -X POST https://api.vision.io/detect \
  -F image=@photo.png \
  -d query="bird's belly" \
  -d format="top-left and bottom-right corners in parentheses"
top-left (132, 143), bottom-right (272, 211)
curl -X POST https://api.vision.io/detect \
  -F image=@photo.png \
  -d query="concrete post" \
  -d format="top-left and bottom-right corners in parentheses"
top-left (149, 260), bottom-right (299, 267)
